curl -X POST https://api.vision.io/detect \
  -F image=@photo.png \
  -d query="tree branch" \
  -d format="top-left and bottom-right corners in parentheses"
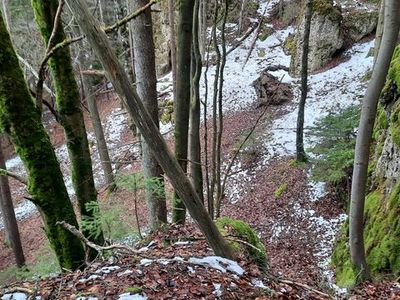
top-left (0, 169), bottom-right (28, 185)
top-left (36, 0), bottom-right (65, 115)
top-left (56, 221), bottom-right (147, 257)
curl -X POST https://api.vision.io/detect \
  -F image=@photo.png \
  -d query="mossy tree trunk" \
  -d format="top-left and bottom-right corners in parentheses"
top-left (32, 0), bottom-right (103, 246)
top-left (0, 14), bottom-right (85, 270)
top-left (131, 0), bottom-right (167, 230)
top-left (172, 0), bottom-right (195, 224)
top-left (350, 0), bottom-right (400, 281)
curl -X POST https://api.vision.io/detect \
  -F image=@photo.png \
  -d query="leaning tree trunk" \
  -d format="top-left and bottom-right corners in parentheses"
top-left (350, 0), bottom-right (400, 281)
top-left (295, 0), bottom-right (312, 163)
top-left (0, 14), bottom-right (85, 270)
top-left (189, 0), bottom-right (204, 203)
top-left (66, 0), bottom-right (234, 259)
top-left (172, 0), bottom-right (195, 224)
top-left (32, 0), bottom-right (103, 246)
top-left (131, 0), bottom-right (167, 230)
top-left (0, 137), bottom-right (25, 268)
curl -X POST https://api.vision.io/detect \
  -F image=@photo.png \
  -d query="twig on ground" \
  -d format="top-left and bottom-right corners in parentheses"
top-left (56, 221), bottom-right (148, 258)
top-left (275, 277), bottom-right (333, 299)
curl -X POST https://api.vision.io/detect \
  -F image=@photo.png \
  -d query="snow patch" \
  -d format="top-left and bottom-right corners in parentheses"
top-left (188, 256), bottom-right (245, 276)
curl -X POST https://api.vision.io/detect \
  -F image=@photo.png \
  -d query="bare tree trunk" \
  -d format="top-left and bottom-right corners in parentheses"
top-left (215, 0), bottom-right (229, 218)
top-left (238, 0), bottom-right (247, 34)
top-left (199, 0), bottom-right (206, 59)
top-left (189, 0), bottom-right (204, 203)
top-left (81, 70), bottom-right (115, 191)
top-left (172, 0), bottom-right (195, 224)
top-left (296, 0), bottom-right (312, 163)
top-left (1, 0), bottom-right (10, 30)
top-left (350, 0), bottom-right (400, 281)
top-left (0, 138), bottom-right (25, 268)
top-left (374, 0), bottom-right (385, 66)
top-left (168, 0), bottom-right (177, 97)
top-left (66, 0), bottom-right (234, 259)
top-left (131, 0), bottom-right (167, 229)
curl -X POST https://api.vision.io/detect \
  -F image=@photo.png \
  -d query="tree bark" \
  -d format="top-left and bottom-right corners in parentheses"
top-left (172, 0), bottom-right (195, 224)
top-left (81, 68), bottom-right (115, 191)
top-left (295, 0), bottom-right (312, 163)
top-left (66, 0), bottom-right (234, 259)
top-left (1, 0), bottom-right (10, 31)
top-left (0, 137), bottom-right (25, 268)
top-left (189, 0), bottom-right (204, 203)
top-left (168, 0), bottom-right (177, 97)
top-left (350, 0), bottom-right (400, 281)
top-left (32, 0), bottom-right (104, 246)
top-left (0, 14), bottom-right (85, 270)
top-left (373, 0), bottom-right (384, 67)
top-left (131, 0), bottom-right (167, 229)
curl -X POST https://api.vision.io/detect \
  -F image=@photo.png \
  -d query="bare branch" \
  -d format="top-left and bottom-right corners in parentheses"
top-left (103, 0), bottom-right (159, 33)
top-left (56, 221), bottom-right (147, 257)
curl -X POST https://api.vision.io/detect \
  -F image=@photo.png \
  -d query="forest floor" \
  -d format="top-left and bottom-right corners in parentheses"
top-left (1, 0), bottom-right (400, 299)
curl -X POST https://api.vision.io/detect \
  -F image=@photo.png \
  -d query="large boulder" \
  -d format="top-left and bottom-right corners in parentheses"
top-left (342, 7), bottom-right (378, 44)
top-left (290, 0), bottom-right (343, 75)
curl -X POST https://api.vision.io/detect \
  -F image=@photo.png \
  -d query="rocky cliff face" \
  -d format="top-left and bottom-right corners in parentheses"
top-left (332, 45), bottom-right (400, 287)
top-left (288, 0), bottom-right (378, 75)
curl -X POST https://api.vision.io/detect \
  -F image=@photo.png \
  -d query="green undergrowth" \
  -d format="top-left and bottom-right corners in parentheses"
top-left (216, 217), bottom-right (267, 271)
top-left (308, 105), bottom-right (360, 204)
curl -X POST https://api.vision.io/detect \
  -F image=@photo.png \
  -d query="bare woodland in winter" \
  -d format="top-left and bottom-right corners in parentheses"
top-left (0, 0), bottom-right (399, 299)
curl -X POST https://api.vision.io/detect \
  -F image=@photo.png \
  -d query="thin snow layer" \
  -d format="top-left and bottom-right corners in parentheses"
top-left (264, 41), bottom-right (373, 160)
top-left (188, 256), bottom-right (245, 276)
top-left (118, 293), bottom-right (147, 300)
top-left (200, 26), bottom-right (293, 118)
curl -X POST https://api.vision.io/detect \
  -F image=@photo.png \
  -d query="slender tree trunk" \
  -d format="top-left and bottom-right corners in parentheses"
top-left (168, 0), bottom-right (177, 97)
top-left (172, 0), bottom-right (195, 224)
top-left (350, 0), bottom-right (400, 281)
top-left (81, 70), bottom-right (115, 191)
top-left (296, 0), bottom-right (312, 163)
top-left (1, 0), bottom-right (10, 30)
top-left (209, 2), bottom-right (220, 219)
top-left (66, 0), bottom-right (234, 259)
top-left (131, 0), bottom-right (167, 229)
top-left (32, 0), bottom-right (104, 246)
top-left (189, 0), bottom-right (204, 203)
top-left (0, 14), bottom-right (85, 270)
top-left (238, 0), bottom-right (247, 34)
top-left (374, 0), bottom-right (385, 66)
top-left (0, 138), bottom-right (25, 268)
top-left (200, 0), bottom-right (207, 59)
top-left (215, 0), bottom-right (229, 218)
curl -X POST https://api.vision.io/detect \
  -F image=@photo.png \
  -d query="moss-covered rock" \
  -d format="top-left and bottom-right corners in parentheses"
top-left (290, 0), bottom-right (343, 74)
top-left (216, 217), bottom-right (267, 270)
top-left (342, 9), bottom-right (378, 43)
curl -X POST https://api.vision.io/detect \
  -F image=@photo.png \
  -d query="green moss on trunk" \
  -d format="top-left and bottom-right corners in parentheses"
top-left (32, 0), bottom-right (103, 246)
top-left (0, 14), bottom-right (85, 270)
top-left (216, 217), bottom-right (267, 270)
